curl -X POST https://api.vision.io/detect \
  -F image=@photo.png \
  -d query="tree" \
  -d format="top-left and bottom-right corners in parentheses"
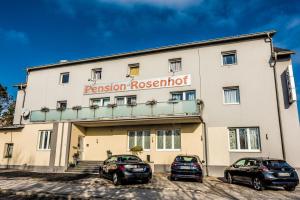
top-left (0, 84), bottom-right (15, 127)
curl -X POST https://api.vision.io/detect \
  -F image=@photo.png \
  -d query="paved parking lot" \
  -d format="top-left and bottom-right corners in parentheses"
top-left (0, 170), bottom-right (299, 199)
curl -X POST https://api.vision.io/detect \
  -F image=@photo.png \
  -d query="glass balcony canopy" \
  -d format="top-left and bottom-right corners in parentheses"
top-left (30, 100), bottom-right (200, 122)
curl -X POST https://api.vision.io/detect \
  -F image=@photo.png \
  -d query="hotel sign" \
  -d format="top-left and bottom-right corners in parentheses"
top-left (84, 74), bottom-right (191, 95)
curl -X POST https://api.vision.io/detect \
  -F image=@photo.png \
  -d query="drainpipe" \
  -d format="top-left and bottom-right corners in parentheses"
top-left (199, 100), bottom-right (208, 176)
top-left (267, 33), bottom-right (286, 160)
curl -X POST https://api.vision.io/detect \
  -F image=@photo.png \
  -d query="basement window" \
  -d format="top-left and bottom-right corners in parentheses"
top-left (4, 143), bottom-right (13, 158)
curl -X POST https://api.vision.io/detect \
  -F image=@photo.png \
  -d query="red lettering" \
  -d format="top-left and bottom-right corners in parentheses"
top-left (131, 81), bottom-right (138, 89)
top-left (146, 81), bottom-right (152, 88)
top-left (153, 80), bottom-right (159, 87)
top-left (175, 78), bottom-right (183, 85)
top-left (84, 86), bottom-right (92, 94)
top-left (139, 82), bottom-right (145, 88)
top-left (183, 75), bottom-right (189, 85)
top-left (113, 84), bottom-right (120, 91)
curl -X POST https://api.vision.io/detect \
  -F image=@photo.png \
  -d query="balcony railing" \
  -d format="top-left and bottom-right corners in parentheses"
top-left (30, 100), bottom-right (200, 122)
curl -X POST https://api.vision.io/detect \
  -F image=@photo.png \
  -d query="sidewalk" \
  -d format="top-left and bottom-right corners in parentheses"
top-left (0, 170), bottom-right (298, 199)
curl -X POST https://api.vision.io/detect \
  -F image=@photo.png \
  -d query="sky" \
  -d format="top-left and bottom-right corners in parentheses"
top-left (0, 0), bottom-right (299, 114)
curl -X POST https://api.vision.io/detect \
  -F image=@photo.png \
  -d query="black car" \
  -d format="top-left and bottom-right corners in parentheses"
top-left (170, 155), bottom-right (204, 182)
top-left (224, 157), bottom-right (299, 191)
top-left (99, 154), bottom-right (152, 185)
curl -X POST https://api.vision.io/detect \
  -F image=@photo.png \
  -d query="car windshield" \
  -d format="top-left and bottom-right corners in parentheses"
top-left (175, 156), bottom-right (198, 163)
top-left (117, 155), bottom-right (142, 162)
top-left (263, 160), bottom-right (292, 169)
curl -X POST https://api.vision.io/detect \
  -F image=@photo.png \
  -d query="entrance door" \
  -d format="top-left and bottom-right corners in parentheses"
top-left (78, 136), bottom-right (84, 160)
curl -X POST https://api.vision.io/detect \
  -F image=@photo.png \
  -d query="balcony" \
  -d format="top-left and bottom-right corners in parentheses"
top-left (30, 100), bottom-right (201, 123)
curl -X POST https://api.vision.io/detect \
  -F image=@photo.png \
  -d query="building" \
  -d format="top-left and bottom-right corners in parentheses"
top-left (0, 30), bottom-right (299, 176)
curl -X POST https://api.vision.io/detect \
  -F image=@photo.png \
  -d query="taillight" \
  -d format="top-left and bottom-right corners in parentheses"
top-left (260, 165), bottom-right (269, 172)
top-left (193, 163), bottom-right (201, 169)
top-left (118, 165), bottom-right (125, 171)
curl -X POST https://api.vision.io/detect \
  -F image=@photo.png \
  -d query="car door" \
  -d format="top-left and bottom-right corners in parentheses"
top-left (243, 159), bottom-right (260, 184)
top-left (231, 159), bottom-right (247, 182)
top-left (106, 156), bottom-right (118, 179)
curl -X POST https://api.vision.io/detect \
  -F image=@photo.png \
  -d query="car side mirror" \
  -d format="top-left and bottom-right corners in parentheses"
top-left (232, 164), bottom-right (238, 168)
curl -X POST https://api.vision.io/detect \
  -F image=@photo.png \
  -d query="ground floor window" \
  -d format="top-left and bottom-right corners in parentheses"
top-left (157, 129), bottom-right (181, 150)
top-left (229, 127), bottom-right (260, 151)
top-left (3, 143), bottom-right (13, 158)
top-left (38, 130), bottom-right (52, 150)
top-left (128, 130), bottom-right (150, 150)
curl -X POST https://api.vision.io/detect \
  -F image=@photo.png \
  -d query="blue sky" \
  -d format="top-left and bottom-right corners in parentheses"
top-left (0, 0), bottom-right (299, 114)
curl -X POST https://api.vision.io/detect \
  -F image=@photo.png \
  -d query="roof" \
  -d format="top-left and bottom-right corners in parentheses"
top-left (274, 47), bottom-right (295, 55)
top-left (27, 30), bottom-right (276, 72)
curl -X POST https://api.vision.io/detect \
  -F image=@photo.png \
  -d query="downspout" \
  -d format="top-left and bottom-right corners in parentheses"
top-left (267, 33), bottom-right (286, 160)
top-left (19, 70), bottom-right (29, 125)
top-left (202, 118), bottom-right (209, 176)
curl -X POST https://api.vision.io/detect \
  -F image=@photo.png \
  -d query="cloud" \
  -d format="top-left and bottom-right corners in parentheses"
top-left (0, 28), bottom-right (29, 45)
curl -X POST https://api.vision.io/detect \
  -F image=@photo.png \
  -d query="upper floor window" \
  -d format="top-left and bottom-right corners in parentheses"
top-left (60, 72), bottom-right (69, 84)
top-left (171, 90), bottom-right (195, 101)
top-left (222, 51), bottom-right (237, 65)
top-left (3, 143), bottom-right (13, 158)
top-left (90, 97), bottom-right (110, 107)
top-left (92, 68), bottom-right (102, 80)
top-left (57, 100), bottom-right (67, 109)
top-left (169, 58), bottom-right (182, 72)
top-left (223, 87), bottom-right (240, 104)
top-left (229, 127), bottom-right (260, 151)
top-left (38, 130), bottom-right (52, 150)
top-left (115, 95), bottom-right (136, 105)
top-left (128, 63), bottom-right (139, 76)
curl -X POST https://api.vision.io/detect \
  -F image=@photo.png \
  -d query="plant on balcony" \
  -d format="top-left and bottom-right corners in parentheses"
top-left (130, 145), bottom-right (143, 156)
top-left (89, 104), bottom-right (99, 109)
top-left (56, 107), bottom-right (66, 111)
top-left (146, 99), bottom-right (157, 105)
top-left (72, 106), bottom-right (82, 110)
top-left (40, 107), bottom-right (49, 112)
top-left (107, 103), bottom-right (117, 108)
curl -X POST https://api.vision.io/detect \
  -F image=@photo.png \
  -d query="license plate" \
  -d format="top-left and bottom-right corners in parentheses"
top-left (278, 172), bottom-right (290, 177)
top-left (133, 168), bottom-right (144, 172)
top-left (180, 166), bottom-right (191, 170)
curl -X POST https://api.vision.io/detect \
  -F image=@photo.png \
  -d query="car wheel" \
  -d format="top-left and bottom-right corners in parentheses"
top-left (253, 177), bottom-right (264, 191)
top-left (198, 177), bottom-right (203, 183)
top-left (227, 173), bottom-right (233, 184)
top-left (284, 186), bottom-right (296, 191)
top-left (113, 173), bottom-right (121, 186)
top-left (142, 178), bottom-right (150, 184)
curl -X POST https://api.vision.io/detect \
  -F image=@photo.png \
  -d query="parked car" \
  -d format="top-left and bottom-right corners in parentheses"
top-left (99, 154), bottom-right (152, 185)
top-left (224, 157), bottom-right (299, 191)
top-left (170, 155), bottom-right (204, 182)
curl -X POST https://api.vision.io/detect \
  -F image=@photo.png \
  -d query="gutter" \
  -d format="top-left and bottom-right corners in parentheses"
top-left (267, 33), bottom-right (286, 160)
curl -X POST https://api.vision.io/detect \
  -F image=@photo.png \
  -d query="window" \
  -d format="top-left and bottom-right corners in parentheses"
top-left (3, 143), bottom-right (13, 158)
top-left (234, 159), bottom-right (246, 167)
top-left (169, 58), bottom-right (182, 72)
top-left (129, 64), bottom-right (139, 76)
top-left (38, 130), bottom-right (52, 150)
top-left (92, 68), bottom-right (102, 80)
top-left (222, 51), bottom-right (237, 65)
top-left (157, 129), bottom-right (181, 150)
top-left (90, 97), bottom-right (110, 107)
top-left (60, 72), bottom-right (69, 84)
top-left (128, 130), bottom-right (150, 150)
top-left (171, 90), bottom-right (195, 101)
top-left (223, 87), bottom-right (240, 104)
top-left (229, 127), bottom-right (260, 151)
top-left (57, 101), bottom-right (67, 109)
top-left (115, 95), bottom-right (136, 105)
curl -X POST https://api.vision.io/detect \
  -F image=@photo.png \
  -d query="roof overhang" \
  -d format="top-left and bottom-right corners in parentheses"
top-left (0, 125), bottom-right (24, 131)
top-left (73, 116), bottom-right (202, 127)
top-left (27, 30), bottom-right (276, 72)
